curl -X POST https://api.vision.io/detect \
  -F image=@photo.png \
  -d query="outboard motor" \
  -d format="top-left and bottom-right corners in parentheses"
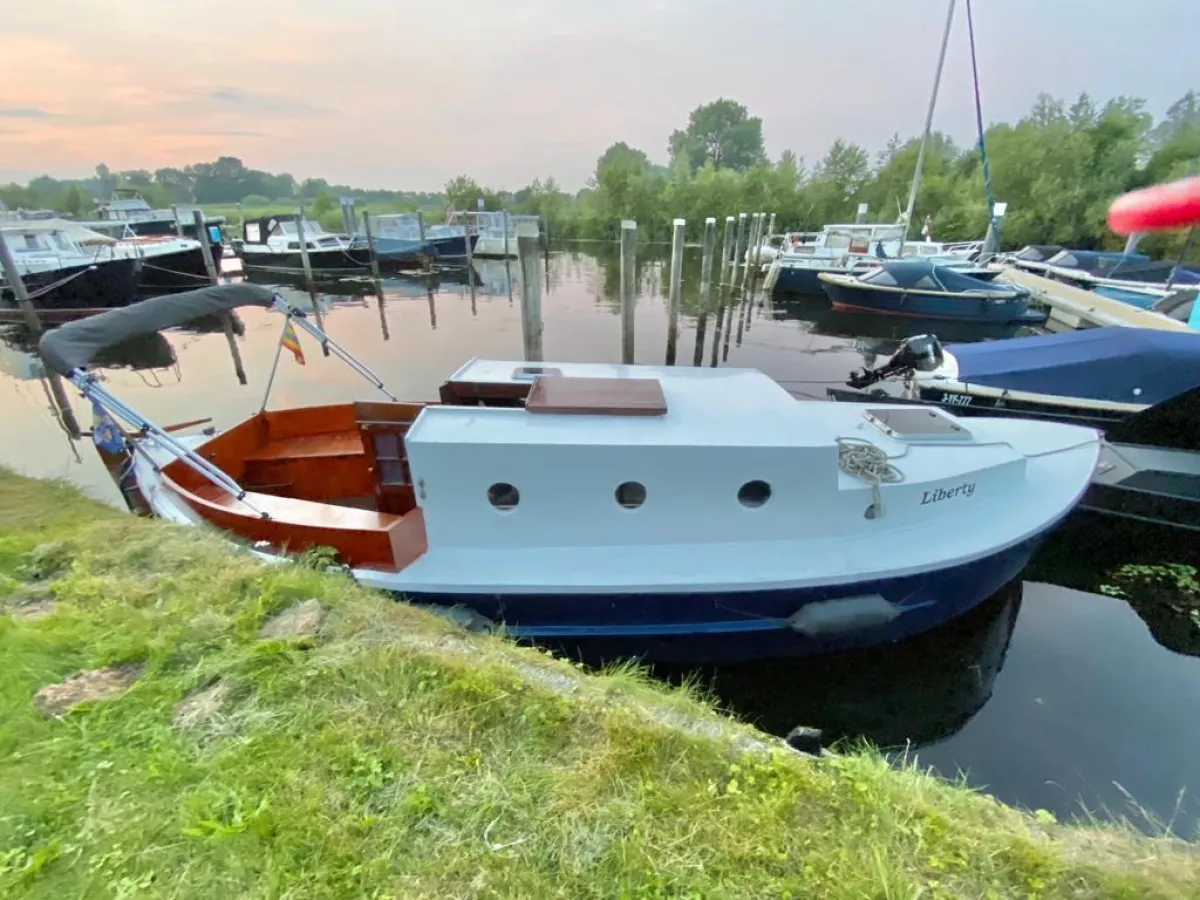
top-left (846, 334), bottom-right (943, 389)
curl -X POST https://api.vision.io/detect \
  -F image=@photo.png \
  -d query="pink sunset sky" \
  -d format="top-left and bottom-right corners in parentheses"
top-left (1, 0), bottom-right (1196, 192)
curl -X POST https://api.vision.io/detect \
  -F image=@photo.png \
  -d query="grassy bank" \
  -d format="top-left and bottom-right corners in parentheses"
top-left (1, 471), bottom-right (1197, 898)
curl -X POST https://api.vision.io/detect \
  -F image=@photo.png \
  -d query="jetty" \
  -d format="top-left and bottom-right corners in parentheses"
top-left (999, 267), bottom-right (1190, 332)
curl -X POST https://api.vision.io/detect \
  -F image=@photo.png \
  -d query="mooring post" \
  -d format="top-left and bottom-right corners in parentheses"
top-left (193, 210), bottom-right (246, 385)
top-left (295, 208), bottom-right (316, 290)
top-left (362, 208), bottom-right (383, 282)
top-left (718, 216), bottom-right (735, 287)
top-left (542, 212), bottom-right (550, 261)
top-left (463, 211), bottom-right (474, 273)
top-left (0, 236), bottom-right (82, 437)
top-left (294, 208), bottom-right (328, 350)
top-left (237, 201), bottom-right (245, 238)
top-left (740, 214), bottom-right (761, 291)
top-left (732, 213), bottom-right (748, 278)
top-left (170, 205), bottom-right (185, 238)
top-left (340, 198), bottom-right (356, 237)
top-left (516, 220), bottom-right (543, 362)
top-left (693, 217), bottom-right (717, 367)
top-left (503, 210), bottom-right (511, 259)
top-left (765, 213), bottom-right (776, 245)
top-left (619, 219), bottom-right (637, 365)
top-left (665, 218), bottom-right (686, 366)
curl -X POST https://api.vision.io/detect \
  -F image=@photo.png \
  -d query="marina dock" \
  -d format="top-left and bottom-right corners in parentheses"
top-left (999, 267), bottom-right (1190, 332)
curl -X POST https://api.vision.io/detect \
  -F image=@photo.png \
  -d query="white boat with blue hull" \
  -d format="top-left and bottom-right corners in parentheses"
top-left (39, 285), bottom-right (1102, 663)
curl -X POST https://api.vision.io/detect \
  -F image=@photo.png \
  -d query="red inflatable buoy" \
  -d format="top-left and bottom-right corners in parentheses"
top-left (1108, 176), bottom-right (1200, 234)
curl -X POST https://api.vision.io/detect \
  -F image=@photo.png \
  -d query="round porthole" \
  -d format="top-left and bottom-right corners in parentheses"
top-left (487, 482), bottom-right (520, 511)
top-left (615, 481), bottom-right (646, 509)
top-left (738, 480), bottom-right (772, 508)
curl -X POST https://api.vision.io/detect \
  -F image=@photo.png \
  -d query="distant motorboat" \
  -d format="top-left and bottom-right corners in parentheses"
top-left (1, 219), bottom-right (139, 311)
top-left (472, 212), bottom-right (540, 258)
top-left (819, 260), bottom-right (1045, 324)
top-left (358, 214), bottom-right (475, 268)
top-left (84, 190), bottom-right (225, 263)
top-left (238, 214), bottom-right (372, 276)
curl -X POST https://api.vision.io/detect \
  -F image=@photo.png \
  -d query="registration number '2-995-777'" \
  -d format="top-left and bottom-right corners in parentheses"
top-left (939, 392), bottom-right (973, 407)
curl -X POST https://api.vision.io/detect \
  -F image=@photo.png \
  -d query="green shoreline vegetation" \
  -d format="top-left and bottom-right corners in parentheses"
top-left (3, 470), bottom-right (1199, 898)
top-left (4, 92), bottom-right (1200, 260)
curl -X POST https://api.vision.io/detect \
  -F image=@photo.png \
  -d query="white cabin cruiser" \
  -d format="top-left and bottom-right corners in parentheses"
top-left (40, 284), bottom-right (1102, 663)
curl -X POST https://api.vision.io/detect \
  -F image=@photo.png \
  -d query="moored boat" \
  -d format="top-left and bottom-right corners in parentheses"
top-left (831, 329), bottom-right (1200, 432)
top-left (238, 214), bottom-right (372, 276)
top-left (39, 284), bottom-right (1102, 663)
top-left (819, 260), bottom-right (1045, 323)
top-left (1, 220), bottom-right (139, 312)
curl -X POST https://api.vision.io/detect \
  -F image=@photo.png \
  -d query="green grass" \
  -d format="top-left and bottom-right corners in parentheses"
top-left (1, 470), bottom-right (1198, 899)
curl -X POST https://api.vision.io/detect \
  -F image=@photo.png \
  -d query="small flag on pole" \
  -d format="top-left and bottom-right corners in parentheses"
top-left (91, 399), bottom-right (125, 454)
top-left (281, 319), bottom-right (305, 366)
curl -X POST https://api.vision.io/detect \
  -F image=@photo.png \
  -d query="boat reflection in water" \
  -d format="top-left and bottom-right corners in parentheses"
top-left (663, 581), bottom-right (1021, 749)
top-left (3, 327), bottom-right (177, 377)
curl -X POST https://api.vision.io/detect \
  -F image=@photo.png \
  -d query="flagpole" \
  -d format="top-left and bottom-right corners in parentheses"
top-left (260, 317), bottom-right (290, 412)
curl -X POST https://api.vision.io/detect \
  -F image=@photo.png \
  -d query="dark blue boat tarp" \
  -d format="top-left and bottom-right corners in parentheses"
top-left (947, 327), bottom-right (1200, 405)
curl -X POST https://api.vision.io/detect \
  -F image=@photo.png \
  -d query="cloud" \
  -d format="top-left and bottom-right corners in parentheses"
top-left (206, 87), bottom-right (324, 116)
top-left (0, 108), bottom-right (53, 118)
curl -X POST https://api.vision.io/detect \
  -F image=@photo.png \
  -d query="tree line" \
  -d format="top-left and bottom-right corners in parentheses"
top-left (3, 92), bottom-right (1197, 259)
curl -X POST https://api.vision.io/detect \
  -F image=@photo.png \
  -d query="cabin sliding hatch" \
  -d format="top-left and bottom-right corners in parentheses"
top-left (525, 375), bottom-right (667, 417)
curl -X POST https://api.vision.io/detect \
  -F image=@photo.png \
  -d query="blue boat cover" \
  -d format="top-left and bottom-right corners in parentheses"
top-left (947, 327), bottom-right (1200, 404)
top-left (866, 259), bottom-right (1025, 297)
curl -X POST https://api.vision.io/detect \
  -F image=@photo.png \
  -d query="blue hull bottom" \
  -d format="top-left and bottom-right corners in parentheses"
top-left (823, 282), bottom-right (1046, 324)
top-left (401, 530), bottom-right (1052, 664)
top-left (773, 265), bottom-right (846, 295)
top-left (428, 234), bottom-right (479, 259)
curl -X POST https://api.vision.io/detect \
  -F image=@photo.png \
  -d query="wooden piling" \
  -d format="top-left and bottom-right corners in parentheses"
top-left (463, 212), bottom-right (474, 273)
top-left (237, 202), bottom-right (245, 238)
top-left (719, 216), bottom-right (735, 286)
top-left (503, 210), bottom-right (511, 259)
top-left (516, 221), bottom-right (543, 362)
top-left (362, 209), bottom-right (383, 281)
top-left (0, 234), bottom-right (81, 437)
top-left (740, 214), bottom-right (762, 291)
top-left (619, 219), bottom-right (637, 365)
top-left (294, 209), bottom-right (329, 349)
top-left (732, 213), bottom-right (748, 279)
top-left (665, 218), bottom-right (685, 366)
top-left (693, 217), bottom-right (717, 367)
top-left (295, 209), bottom-right (316, 290)
top-left (193, 210), bottom-right (247, 385)
top-left (170, 205), bottom-right (185, 238)
top-left (765, 213), bottom-right (776, 245)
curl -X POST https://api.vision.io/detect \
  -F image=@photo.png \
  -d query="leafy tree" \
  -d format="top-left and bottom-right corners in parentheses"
top-left (668, 99), bottom-right (767, 173)
top-left (60, 185), bottom-right (84, 218)
top-left (309, 190), bottom-right (336, 219)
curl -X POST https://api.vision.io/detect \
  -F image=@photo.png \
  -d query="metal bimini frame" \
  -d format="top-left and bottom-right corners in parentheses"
top-left (72, 294), bottom-right (399, 519)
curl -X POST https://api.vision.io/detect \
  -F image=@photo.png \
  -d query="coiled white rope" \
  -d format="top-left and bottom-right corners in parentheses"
top-left (837, 437), bottom-right (903, 519)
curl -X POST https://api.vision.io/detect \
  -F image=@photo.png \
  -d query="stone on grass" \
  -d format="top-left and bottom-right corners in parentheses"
top-left (259, 599), bottom-right (324, 641)
top-left (174, 680), bottom-right (232, 729)
top-left (33, 665), bottom-right (141, 717)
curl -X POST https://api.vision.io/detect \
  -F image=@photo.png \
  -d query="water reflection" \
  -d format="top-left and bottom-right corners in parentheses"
top-left (3, 245), bottom-right (1199, 837)
top-left (668, 582), bottom-right (1021, 749)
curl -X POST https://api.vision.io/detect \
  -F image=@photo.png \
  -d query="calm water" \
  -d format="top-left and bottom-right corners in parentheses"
top-left (2, 247), bottom-right (1199, 837)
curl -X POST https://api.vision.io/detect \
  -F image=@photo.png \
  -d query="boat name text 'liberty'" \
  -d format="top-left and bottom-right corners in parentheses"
top-left (920, 482), bottom-right (976, 505)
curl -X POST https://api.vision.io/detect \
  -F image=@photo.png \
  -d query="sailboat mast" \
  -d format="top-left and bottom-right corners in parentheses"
top-left (902, 0), bottom-right (957, 246)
